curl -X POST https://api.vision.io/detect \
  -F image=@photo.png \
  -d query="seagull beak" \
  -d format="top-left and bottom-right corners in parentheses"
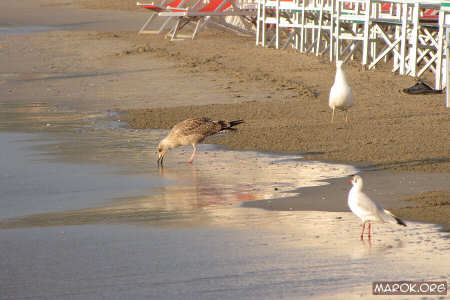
top-left (348, 179), bottom-right (353, 185)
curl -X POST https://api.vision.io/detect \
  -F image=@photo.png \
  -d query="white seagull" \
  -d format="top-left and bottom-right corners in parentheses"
top-left (329, 60), bottom-right (354, 123)
top-left (348, 175), bottom-right (406, 240)
top-left (157, 117), bottom-right (244, 166)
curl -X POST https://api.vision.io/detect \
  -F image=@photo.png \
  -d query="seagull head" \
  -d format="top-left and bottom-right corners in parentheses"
top-left (349, 175), bottom-right (363, 189)
top-left (157, 139), bottom-right (170, 167)
top-left (336, 60), bottom-right (344, 69)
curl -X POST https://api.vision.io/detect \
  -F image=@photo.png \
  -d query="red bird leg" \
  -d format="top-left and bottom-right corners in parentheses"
top-left (361, 223), bottom-right (366, 240)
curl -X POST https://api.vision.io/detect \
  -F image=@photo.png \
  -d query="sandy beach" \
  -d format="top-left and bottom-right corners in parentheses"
top-left (0, 0), bottom-right (449, 298)
top-left (111, 7), bottom-right (450, 225)
top-left (0, 0), bottom-right (448, 227)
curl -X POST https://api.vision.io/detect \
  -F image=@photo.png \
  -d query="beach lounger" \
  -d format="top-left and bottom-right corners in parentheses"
top-left (137, 0), bottom-right (189, 34)
top-left (159, 0), bottom-right (257, 40)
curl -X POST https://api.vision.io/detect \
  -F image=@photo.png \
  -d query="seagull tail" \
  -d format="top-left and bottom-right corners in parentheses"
top-left (222, 120), bottom-right (244, 131)
top-left (384, 210), bottom-right (407, 226)
top-left (394, 216), bottom-right (407, 226)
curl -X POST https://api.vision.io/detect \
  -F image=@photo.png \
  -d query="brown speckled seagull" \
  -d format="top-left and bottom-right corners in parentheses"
top-left (157, 118), bottom-right (244, 166)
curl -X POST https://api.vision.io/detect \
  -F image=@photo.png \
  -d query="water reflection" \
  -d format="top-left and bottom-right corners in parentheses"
top-left (0, 102), bottom-right (358, 203)
top-left (159, 148), bottom-right (358, 201)
top-left (0, 164), bottom-right (261, 229)
top-left (158, 165), bottom-right (262, 207)
top-left (0, 190), bottom-right (446, 261)
top-left (0, 102), bottom-right (449, 285)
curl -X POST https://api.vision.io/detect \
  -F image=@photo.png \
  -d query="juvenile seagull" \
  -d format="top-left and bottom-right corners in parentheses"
top-left (329, 60), bottom-right (354, 122)
top-left (348, 175), bottom-right (406, 240)
top-left (157, 118), bottom-right (244, 166)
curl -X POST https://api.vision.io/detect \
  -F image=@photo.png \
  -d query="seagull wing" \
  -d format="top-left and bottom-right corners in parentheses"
top-left (171, 118), bottom-right (221, 140)
top-left (353, 191), bottom-right (385, 220)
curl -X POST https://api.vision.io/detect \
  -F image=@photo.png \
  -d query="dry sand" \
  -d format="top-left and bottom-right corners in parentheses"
top-left (1, 0), bottom-right (449, 228)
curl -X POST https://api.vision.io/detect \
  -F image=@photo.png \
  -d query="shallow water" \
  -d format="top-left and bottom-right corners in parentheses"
top-left (0, 103), bottom-right (449, 300)
top-left (0, 102), bottom-right (358, 215)
top-left (0, 0), bottom-right (151, 34)
top-left (0, 25), bottom-right (60, 35)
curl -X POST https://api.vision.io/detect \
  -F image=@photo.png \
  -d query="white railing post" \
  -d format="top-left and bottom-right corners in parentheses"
top-left (442, 0), bottom-right (450, 107)
top-left (447, 27), bottom-right (450, 107)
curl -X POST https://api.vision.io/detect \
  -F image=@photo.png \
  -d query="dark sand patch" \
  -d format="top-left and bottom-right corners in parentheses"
top-left (242, 170), bottom-right (450, 230)
top-left (392, 190), bottom-right (450, 230)
top-left (123, 98), bottom-right (450, 173)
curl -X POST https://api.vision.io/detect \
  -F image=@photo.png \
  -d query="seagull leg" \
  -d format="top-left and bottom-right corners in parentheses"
top-left (187, 144), bottom-right (197, 163)
top-left (345, 110), bottom-right (349, 123)
top-left (360, 223), bottom-right (366, 240)
top-left (368, 223), bottom-right (372, 240)
top-left (331, 108), bottom-right (335, 123)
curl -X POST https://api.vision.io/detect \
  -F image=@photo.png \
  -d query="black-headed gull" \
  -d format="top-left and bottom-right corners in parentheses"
top-left (329, 60), bottom-right (354, 123)
top-left (157, 118), bottom-right (244, 166)
top-left (348, 175), bottom-right (406, 239)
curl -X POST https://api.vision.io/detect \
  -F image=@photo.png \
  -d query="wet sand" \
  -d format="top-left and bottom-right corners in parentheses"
top-left (1, 214), bottom-right (448, 300)
top-left (2, 103), bottom-right (448, 300)
top-left (1, 0), bottom-right (449, 227)
top-left (0, 1), bottom-right (450, 298)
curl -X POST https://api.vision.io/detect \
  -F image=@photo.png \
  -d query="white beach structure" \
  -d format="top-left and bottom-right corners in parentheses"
top-left (256, 0), bottom-right (450, 107)
top-left (442, 0), bottom-right (450, 107)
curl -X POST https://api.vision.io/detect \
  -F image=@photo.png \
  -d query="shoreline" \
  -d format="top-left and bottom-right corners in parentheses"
top-left (241, 168), bottom-right (450, 230)
top-left (123, 104), bottom-right (450, 229)
top-left (2, 2), bottom-right (450, 299)
top-left (122, 98), bottom-right (450, 173)
top-left (1, 0), bottom-right (449, 229)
